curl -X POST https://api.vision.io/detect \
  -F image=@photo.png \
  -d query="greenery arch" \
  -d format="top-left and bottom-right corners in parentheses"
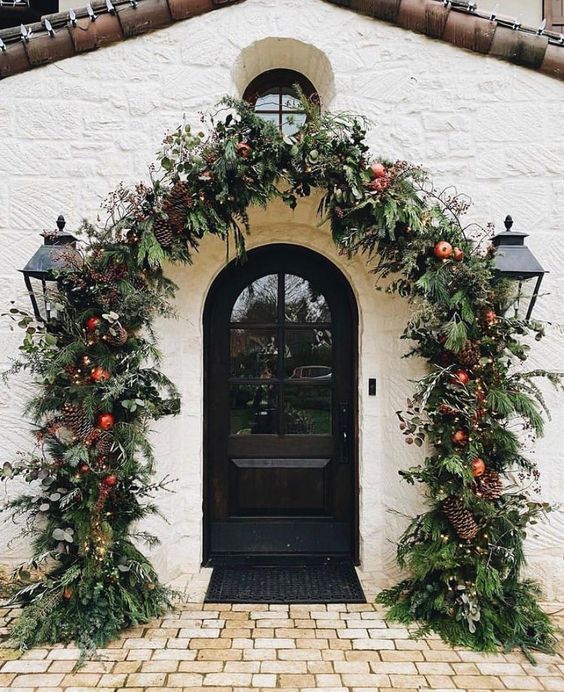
top-left (5, 98), bottom-right (558, 657)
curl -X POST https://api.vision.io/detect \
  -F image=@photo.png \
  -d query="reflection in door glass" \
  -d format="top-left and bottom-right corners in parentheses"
top-left (285, 274), bottom-right (331, 322)
top-left (230, 384), bottom-right (278, 435)
top-left (284, 385), bottom-right (331, 435)
top-left (231, 274), bottom-right (278, 322)
top-left (231, 329), bottom-right (277, 378)
top-left (285, 329), bottom-right (332, 379)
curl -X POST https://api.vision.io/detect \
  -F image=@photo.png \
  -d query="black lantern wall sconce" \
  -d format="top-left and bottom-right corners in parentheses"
top-left (491, 215), bottom-right (547, 321)
top-left (20, 215), bottom-right (81, 323)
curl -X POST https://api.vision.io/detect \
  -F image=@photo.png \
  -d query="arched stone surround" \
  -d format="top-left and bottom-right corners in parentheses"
top-left (147, 193), bottom-right (424, 598)
top-left (232, 37), bottom-right (336, 105)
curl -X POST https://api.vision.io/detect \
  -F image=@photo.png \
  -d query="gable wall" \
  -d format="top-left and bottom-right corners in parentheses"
top-left (1, 0), bottom-right (563, 598)
top-left (496, 1), bottom-right (542, 26)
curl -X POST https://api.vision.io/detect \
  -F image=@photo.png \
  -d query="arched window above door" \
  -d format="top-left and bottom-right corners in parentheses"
top-left (243, 69), bottom-right (319, 135)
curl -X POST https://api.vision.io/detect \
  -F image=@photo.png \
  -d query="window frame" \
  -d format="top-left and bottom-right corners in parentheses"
top-left (243, 69), bottom-right (319, 132)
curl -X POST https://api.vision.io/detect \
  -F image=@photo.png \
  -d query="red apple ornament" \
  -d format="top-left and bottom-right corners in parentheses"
top-left (452, 429), bottom-right (469, 446)
top-left (97, 412), bottom-right (115, 431)
top-left (434, 241), bottom-right (453, 260)
top-left (370, 162), bottom-right (386, 179)
top-left (452, 369), bottom-right (470, 386)
top-left (471, 458), bottom-right (486, 477)
top-left (85, 316), bottom-right (101, 332)
top-left (102, 474), bottom-right (118, 487)
top-left (90, 367), bottom-right (110, 383)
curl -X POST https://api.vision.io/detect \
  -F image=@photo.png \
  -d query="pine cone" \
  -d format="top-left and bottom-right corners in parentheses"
top-left (84, 429), bottom-right (101, 448)
top-left (133, 275), bottom-right (148, 290)
top-left (64, 365), bottom-right (80, 380)
top-left (62, 403), bottom-right (94, 441)
top-left (442, 497), bottom-right (479, 540)
top-left (96, 432), bottom-right (114, 455)
top-left (456, 340), bottom-right (480, 368)
top-left (98, 288), bottom-right (120, 309)
top-left (163, 181), bottom-right (193, 235)
top-left (474, 470), bottom-right (502, 500)
top-left (169, 181), bottom-right (192, 206)
top-left (106, 324), bottom-right (128, 347)
top-left (167, 208), bottom-right (185, 233)
top-left (153, 216), bottom-right (173, 248)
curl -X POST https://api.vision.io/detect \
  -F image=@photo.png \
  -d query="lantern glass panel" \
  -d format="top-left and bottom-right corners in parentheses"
top-left (497, 276), bottom-right (543, 321)
top-left (23, 275), bottom-right (60, 322)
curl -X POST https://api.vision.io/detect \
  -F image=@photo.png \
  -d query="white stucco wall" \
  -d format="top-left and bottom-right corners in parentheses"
top-left (492, 1), bottom-right (543, 27)
top-left (1, 0), bottom-right (563, 599)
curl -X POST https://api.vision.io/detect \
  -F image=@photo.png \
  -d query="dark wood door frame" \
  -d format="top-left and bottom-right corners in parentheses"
top-left (202, 243), bottom-right (359, 565)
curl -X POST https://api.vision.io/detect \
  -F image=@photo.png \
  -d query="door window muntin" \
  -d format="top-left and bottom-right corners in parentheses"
top-left (229, 271), bottom-right (333, 436)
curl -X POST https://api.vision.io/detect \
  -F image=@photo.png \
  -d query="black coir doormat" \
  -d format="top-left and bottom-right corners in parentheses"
top-left (205, 563), bottom-right (366, 603)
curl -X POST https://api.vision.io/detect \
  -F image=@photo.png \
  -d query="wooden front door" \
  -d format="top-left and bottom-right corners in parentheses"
top-left (204, 244), bottom-right (357, 562)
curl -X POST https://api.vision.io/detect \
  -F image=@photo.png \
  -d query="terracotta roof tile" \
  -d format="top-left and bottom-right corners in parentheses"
top-left (24, 22), bottom-right (75, 66)
top-left (442, 9), bottom-right (495, 54)
top-left (541, 43), bottom-right (564, 79)
top-left (78, 11), bottom-right (123, 50)
top-left (0, 0), bottom-right (563, 81)
top-left (489, 25), bottom-right (548, 69)
top-left (397, 0), bottom-right (450, 38)
top-left (119, 0), bottom-right (173, 37)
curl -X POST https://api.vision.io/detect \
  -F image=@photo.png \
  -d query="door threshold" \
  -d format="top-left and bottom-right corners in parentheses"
top-left (205, 554), bottom-right (355, 567)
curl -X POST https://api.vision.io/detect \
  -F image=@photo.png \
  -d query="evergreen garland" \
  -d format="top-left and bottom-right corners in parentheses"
top-left (3, 97), bottom-right (559, 657)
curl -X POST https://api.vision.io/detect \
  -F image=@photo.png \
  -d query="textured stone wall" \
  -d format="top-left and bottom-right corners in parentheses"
top-left (1, 0), bottom-right (563, 599)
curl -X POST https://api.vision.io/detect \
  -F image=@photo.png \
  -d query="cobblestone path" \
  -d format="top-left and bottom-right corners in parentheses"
top-left (1, 602), bottom-right (563, 691)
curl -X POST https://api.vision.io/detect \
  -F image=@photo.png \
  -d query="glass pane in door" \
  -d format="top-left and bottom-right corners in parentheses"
top-left (285, 328), bottom-right (332, 379)
top-left (284, 385), bottom-right (332, 435)
top-left (284, 274), bottom-right (331, 322)
top-left (230, 384), bottom-right (279, 435)
top-left (231, 329), bottom-right (277, 378)
top-left (231, 274), bottom-right (278, 322)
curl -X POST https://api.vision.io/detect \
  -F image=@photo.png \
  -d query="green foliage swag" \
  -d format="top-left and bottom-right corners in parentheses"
top-left (3, 97), bottom-right (559, 656)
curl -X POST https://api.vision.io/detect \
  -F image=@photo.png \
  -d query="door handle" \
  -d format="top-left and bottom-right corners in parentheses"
top-left (338, 402), bottom-right (350, 464)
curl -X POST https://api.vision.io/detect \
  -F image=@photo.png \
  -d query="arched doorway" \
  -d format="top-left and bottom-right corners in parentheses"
top-left (203, 244), bottom-right (359, 564)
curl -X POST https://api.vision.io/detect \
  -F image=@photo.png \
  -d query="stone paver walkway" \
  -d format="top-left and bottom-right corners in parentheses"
top-left (1, 602), bottom-right (563, 691)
